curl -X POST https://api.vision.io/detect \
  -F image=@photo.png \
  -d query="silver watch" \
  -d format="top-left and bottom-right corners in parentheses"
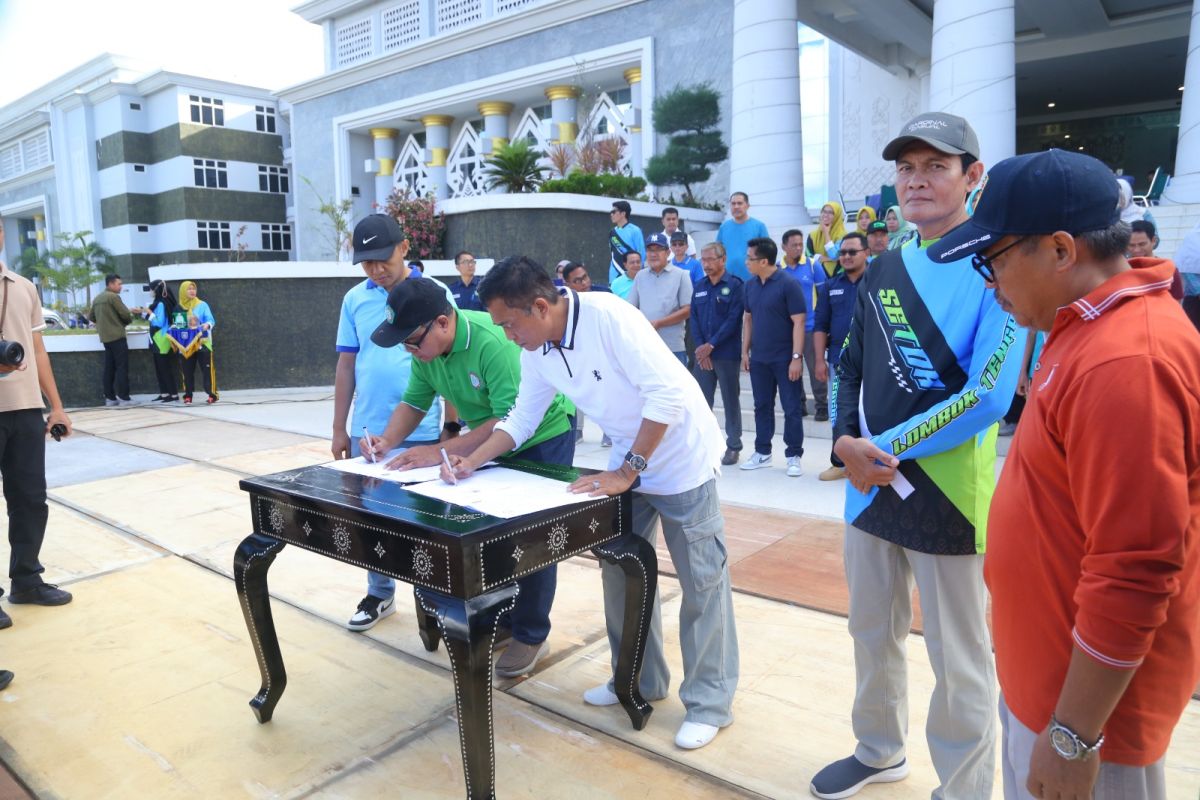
top-left (1049, 715), bottom-right (1104, 761)
top-left (624, 451), bottom-right (648, 473)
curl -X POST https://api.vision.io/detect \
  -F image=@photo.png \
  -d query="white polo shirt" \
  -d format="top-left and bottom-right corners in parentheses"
top-left (496, 289), bottom-right (723, 496)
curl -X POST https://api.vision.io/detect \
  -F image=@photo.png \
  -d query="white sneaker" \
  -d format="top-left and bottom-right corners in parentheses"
top-left (582, 683), bottom-right (620, 706)
top-left (739, 452), bottom-right (772, 470)
top-left (675, 720), bottom-right (722, 749)
top-left (104, 398), bottom-right (119, 407)
top-left (786, 456), bottom-right (803, 477)
top-left (346, 594), bottom-right (396, 631)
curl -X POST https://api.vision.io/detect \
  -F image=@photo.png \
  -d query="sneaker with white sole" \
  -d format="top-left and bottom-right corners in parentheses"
top-left (786, 456), bottom-right (803, 477)
top-left (739, 452), bottom-right (772, 470)
top-left (582, 682), bottom-right (668, 706)
top-left (810, 755), bottom-right (908, 799)
top-left (346, 594), bottom-right (395, 631)
top-left (675, 720), bottom-right (722, 750)
top-left (104, 398), bottom-right (119, 407)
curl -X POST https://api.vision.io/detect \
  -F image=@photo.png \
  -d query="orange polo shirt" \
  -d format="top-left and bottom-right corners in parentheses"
top-left (987, 258), bottom-right (1200, 766)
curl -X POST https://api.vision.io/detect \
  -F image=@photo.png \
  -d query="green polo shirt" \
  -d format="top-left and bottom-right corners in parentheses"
top-left (402, 309), bottom-right (574, 453)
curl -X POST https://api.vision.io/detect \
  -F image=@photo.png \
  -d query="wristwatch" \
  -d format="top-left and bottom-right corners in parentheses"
top-left (792, 352), bottom-right (802, 360)
top-left (443, 421), bottom-right (463, 434)
top-left (1048, 715), bottom-right (1104, 761)
top-left (624, 450), bottom-right (648, 473)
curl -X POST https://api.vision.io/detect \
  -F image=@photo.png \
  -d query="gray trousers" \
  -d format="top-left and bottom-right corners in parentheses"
top-left (999, 697), bottom-right (1166, 800)
top-left (844, 524), bottom-right (996, 800)
top-left (601, 479), bottom-right (739, 726)
top-left (693, 358), bottom-right (743, 451)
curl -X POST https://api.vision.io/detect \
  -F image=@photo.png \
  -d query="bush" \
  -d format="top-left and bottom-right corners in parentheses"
top-left (382, 186), bottom-right (446, 260)
top-left (539, 171), bottom-right (647, 199)
top-left (483, 139), bottom-right (547, 193)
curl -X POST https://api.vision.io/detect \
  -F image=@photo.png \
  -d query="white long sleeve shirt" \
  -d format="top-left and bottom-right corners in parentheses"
top-left (496, 288), bottom-right (723, 496)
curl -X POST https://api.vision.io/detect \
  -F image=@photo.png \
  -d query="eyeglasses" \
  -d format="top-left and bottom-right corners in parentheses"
top-left (971, 236), bottom-right (1027, 283)
top-left (459, 258), bottom-right (476, 266)
top-left (838, 249), bottom-right (864, 257)
top-left (402, 321), bottom-right (435, 352)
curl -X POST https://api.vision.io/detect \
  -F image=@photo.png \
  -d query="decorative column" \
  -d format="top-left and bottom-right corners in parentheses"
top-left (623, 67), bottom-right (644, 176)
top-left (478, 101), bottom-right (513, 194)
top-left (729, 0), bottom-right (808, 231)
top-left (544, 85), bottom-right (581, 145)
top-left (32, 213), bottom-right (46, 255)
top-left (370, 128), bottom-right (399, 207)
top-left (421, 115), bottom-right (454, 200)
top-left (1165, 0), bottom-right (1200, 202)
top-left (928, 0), bottom-right (1015, 167)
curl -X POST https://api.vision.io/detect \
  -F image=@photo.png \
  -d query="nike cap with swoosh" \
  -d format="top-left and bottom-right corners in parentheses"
top-left (352, 213), bottom-right (406, 264)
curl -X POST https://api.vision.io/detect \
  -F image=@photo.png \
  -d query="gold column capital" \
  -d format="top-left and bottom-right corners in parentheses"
top-left (477, 101), bottom-right (514, 117)
top-left (623, 67), bottom-right (642, 85)
top-left (544, 85), bottom-right (582, 101)
top-left (369, 127), bottom-right (399, 140)
top-left (420, 114), bottom-right (455, 129)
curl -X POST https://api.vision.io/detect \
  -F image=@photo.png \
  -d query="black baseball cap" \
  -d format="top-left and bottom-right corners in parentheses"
top-left (352, 214), bottom-right (405, 264)
top-left (927, 149), bottom-right (1120, 265)
top-left (867, 220), bottom-right (888, 234)
top-left (882, 112), bottom-right (980, 161)
top-left (669, 230), bottom-right (688, 243)
top-left (371, 278), bottom-right (453, 347)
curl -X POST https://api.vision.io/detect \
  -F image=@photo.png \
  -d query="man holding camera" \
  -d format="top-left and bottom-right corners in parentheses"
top-left (0, 221), bottom-right (75, 691)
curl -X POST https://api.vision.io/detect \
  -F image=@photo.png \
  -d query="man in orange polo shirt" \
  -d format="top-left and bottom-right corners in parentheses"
top-left (930, 149), bottom-right (1200, 800)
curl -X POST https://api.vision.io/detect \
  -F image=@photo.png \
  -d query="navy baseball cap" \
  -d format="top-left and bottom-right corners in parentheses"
top-left (352, 214), bottom-right (405, 264)
top-left (371, 278), bottom-right (452, 348)
top-left (927, 149), bottom-right (1120, 264)
top-left (646, 232), bottom-right (670, 249)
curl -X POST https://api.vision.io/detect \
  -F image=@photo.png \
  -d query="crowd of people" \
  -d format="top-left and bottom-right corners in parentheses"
top-left (2, 104), bottom-right (1197, 800)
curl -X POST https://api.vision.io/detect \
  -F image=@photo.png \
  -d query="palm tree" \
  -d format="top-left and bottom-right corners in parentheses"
top-left (482, 140), bottom-right (548, 193)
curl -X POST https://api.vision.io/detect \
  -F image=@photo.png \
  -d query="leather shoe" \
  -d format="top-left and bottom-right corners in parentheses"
top-left (0, 670), bottom-right (12, 691)
top-left (8, 583), bottom-right (73, 606)
top-left (0, 605), bottom-right (10, 629)
top-left (720, 448), bottom-right (739, 466)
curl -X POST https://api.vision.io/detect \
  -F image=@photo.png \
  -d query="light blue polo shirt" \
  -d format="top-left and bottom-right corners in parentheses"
top-left (335, 276), bottom-right (452, 441)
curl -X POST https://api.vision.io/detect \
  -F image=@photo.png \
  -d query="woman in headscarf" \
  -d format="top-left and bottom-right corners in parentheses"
top-left (884, 204), bottom-right (916, 250)
top-left (1116, 178), bottom-right (1156, 228)
top-left (144, 280), bottom-right (180, 402)
top-left (806, 201), bottom-right (848, 277)
top-left (854, 205), bottom-right (876, 235)
top-left (176, 280), bottom-right (217, 404)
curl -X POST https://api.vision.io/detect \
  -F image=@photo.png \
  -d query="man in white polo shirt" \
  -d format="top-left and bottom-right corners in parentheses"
top-left (444, 255), bottom-right (740, 751)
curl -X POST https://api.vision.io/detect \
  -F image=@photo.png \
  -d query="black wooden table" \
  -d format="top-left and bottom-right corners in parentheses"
top-left (234, 459), bottom-right (658, 800)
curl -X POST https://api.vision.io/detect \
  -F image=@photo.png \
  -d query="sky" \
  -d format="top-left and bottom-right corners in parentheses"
top-left (0, 0), bottom-right (324, 107)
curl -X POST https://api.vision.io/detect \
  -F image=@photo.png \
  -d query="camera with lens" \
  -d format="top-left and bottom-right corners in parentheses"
top-left (0, 339), bottom-right (24, 368)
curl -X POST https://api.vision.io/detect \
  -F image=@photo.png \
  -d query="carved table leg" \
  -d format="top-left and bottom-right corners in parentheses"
top-left (594, 534), bottom-right (659, 731)
top-left (414, 584), bottom-right (519, 800)
top-left (233, 533), bottom-right (288, 723)
top-left (414, 590), bottom-right (442, 652)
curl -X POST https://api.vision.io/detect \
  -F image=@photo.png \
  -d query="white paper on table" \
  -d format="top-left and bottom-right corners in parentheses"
top-left (319, 452), bottom-right (492, 485)
top-left (402, 466), bottom-right (597, 518)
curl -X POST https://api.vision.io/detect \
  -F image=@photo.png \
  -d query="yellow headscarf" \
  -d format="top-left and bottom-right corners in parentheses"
top-left (810, 201), bottom-right (848, 260)
top-left (855, 206), bottom-right (877, 233)
top-left (178, 280), bottom-right (200, 313)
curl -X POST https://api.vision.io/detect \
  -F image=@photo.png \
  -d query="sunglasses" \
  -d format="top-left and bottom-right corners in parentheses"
top-left (838, 249), bottom-right (864, 257)
top-left (971, 236), bottom-right (1027, 283)
top-left (402, 320), bottom-right (435, 352)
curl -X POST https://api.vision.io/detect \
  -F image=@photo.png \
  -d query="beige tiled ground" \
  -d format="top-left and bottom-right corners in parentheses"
top-left (4, 400), bottom-right (1197, 800)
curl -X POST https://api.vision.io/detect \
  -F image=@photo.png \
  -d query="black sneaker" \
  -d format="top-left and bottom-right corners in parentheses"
top-left (0, 671), bottom-right (12, 691)
top-left (810, 756), bottom-right (908, 799)
top-left (8, 583), bottom-right (72, 606)
top-left (346, 594), bottom-right (396, 631)
top-left (0, 605), bottom-right (10, 629)
top-left (814, 407), bottom-right (830, 422)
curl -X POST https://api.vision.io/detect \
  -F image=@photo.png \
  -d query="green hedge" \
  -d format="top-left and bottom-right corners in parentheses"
top-left (539, 171), bottom-right (647, 199)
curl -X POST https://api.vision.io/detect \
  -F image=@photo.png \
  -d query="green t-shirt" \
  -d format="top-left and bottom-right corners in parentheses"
top-left (402, 309), bottom-right (574, 453)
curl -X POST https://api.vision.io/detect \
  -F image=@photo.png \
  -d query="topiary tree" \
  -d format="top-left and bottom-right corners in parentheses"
top-left (643, 83), bottom-right (728, 206)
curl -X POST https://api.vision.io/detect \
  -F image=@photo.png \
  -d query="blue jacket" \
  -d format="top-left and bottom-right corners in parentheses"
top-left (812, 271), bottom-right (861, 364)
top-left (690, 273), bottom-right (745, 361)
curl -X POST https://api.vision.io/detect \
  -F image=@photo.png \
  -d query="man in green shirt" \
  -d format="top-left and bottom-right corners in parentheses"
top-left (90, 274), bottom-right (139, 406)
top-left (361, 277), bottom-right (576, 678)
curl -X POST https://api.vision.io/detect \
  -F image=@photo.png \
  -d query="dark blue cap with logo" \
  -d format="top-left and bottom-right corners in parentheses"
top-left (646, 232), bottom-right (670, 249)
top-left (927, 149), bottom-right (1120, 264)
